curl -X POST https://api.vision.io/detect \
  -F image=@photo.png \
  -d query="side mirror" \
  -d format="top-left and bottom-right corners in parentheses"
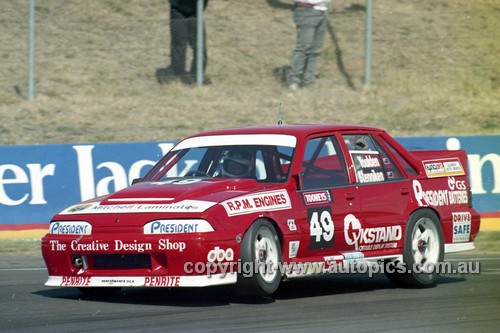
top-left (291, 174), bottom-right (302, 191)
top-left (131, 178), bottom-right (142, 185)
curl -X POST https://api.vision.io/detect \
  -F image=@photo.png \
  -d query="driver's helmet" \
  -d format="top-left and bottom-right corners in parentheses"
top-left (221, 147), bottom-right (255, 178)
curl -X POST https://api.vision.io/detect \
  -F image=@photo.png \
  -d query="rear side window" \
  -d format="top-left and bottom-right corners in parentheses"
top-left (301, 136), bottom-right (349, 189)
top-left (343, 134), bottom-right (405, 183)
top-left (379, 136), bottom-right (419, 176)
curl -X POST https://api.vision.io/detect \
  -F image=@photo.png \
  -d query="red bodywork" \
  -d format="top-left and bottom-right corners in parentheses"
top-left (41, 125), bottom-right (480, 288)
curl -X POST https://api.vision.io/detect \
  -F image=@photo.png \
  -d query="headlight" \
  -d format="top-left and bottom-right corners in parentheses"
top-left (143, 219), bottom-right (214, 234)
top-left (49, 221), bottom-right (92, 235)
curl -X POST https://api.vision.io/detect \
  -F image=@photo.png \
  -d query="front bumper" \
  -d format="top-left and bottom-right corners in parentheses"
top-left (41, 233), bottom-right (239, 288)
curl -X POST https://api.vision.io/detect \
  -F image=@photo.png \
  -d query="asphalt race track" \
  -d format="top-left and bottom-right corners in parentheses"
top-left (1, 253), bottom-right (499, 333)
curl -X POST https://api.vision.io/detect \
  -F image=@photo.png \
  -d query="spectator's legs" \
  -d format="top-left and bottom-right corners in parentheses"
top-left (187, 16), bottom-right (207, 77)
top-left (303, 12), bottom-right (327, 86)
top-left (289, 8), bottom-right (325, 87)
top-left (170, 7), bottom-right (189, 76)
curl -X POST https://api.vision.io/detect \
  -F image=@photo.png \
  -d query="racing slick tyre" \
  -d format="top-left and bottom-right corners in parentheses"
top-left (385, 209), bottom-right (444, 287)
top-left (235, 219), bottom-right (282, 297)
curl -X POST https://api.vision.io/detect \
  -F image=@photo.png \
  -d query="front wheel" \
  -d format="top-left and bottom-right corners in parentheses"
top-left (235, 219), bottom-right (282, 296)
top-left (386, 209), bottom-right (444, 286)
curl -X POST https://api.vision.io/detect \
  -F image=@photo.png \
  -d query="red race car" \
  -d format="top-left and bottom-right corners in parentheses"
top-left (41, 125), bottom-right (480, 296)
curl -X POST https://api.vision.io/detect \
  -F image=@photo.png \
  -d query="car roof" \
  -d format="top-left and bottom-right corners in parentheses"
top-left (187, 124), bottom-right (385, 141)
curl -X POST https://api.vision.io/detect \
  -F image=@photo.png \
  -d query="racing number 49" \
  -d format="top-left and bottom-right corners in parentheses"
top-left (308, 207), bottom-right (334, 249)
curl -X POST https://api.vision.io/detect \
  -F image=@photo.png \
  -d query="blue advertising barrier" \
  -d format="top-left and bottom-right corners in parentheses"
top-left (0, 136), bottom-right (498, 227)
top-left (0, 142), bottom-right (174, 226)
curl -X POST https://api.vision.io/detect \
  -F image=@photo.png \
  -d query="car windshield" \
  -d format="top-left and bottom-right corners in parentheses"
top-left (145, 134), bottom-right (297, 183)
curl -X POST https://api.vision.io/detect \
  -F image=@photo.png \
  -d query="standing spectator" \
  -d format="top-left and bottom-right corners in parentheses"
top-left (288, 0), bottom-right (330, 90)
top-left (157, 0), bottom-right (209, 84)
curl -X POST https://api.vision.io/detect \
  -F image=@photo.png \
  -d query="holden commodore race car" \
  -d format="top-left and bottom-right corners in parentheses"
top-left (42, 124), bottom-right (480, 296)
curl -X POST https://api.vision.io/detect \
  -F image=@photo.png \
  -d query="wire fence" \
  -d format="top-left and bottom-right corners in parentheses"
top-left (0, 0), bottom-right (498, 101)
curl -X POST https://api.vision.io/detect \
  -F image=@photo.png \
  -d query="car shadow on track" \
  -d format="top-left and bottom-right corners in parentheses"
top-left (274, 274), bottom-right (466, 300)
top-left (33, 274), bottom-right (466, 306)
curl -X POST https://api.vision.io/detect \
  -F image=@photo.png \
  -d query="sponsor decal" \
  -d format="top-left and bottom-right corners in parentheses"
top-left (207, 247), bottom-right (234, 262)
top-left (143, 219), bottom-right (214, 234)
top-left (448, 177), bottom-right (467, 191)
top-left (352, 152), bottom-right (385, 183)
top-left (308, 207), bottom-right (335, 250)
top-left (67, 204), bottom-right (93, 213)
top-left (342, 251), bottom-right (365, 261)
top-left (324, 255), bottom-right (344, 270)
top-left (49, 221), bottom-right (92, 235)
top-left (52, 239), bottom-right (185, 253)
top-left (452, 212), bottom-right (471, 243)
top-left (355, 154), bottom-right (382, 168)
top-left (341, 252), bottom-right (365, 265)
top-left (344, 214), bottom-right (402, 251)
top-left (221, 189), bottom-right (291, 216)
top-left (158, 239), bottom-right (186, 252)
top-left (70, 240), bottom-right (109, 252)
top-left (444, 161), bottom-right (464, 174)
top-left (47, 274), bottom-right (237, 288)
top-left (423, 162), bottom-right (444, 176)
top-left (324, 255), bottom-right (344, 262)
top-left (356, 170), bottom-right (385, 183)
top-left (100, 278), bottom-right (139, 285)
top-left (422, 158), bottom-right (465, 178)
top-left (302, 190), bottom-right (332, 206)
top-left (289, 241), bottom-right (300, 259)
top-left (413, 178), bottom-right (468, 207)
top-left (114, 240), bottom-right (152, 253)
top-left (287, 219), bottom-right (297, 231)
top-left (68, 240), bottom-right (153, 253)
top-left (59, 200), bottom-right (217, 215)
top-left (61, 276), bottom-right (91, 287)
top-left (324, 252), bottom-right (365, 269)
top-left (145, 276), bottom-right (180, 287)
top-left (49, 240), bottom-right (67, 251)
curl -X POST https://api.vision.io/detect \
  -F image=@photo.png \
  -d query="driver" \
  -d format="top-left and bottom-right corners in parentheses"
top-left (221, 147), bottom-right (255, 178)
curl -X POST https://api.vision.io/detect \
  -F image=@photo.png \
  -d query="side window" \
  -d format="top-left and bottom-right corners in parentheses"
top-left (301, 136), bottom-right (349, 190)
top-left (343, 134), bottom-right (378, 152)
top-left (372, 138), bottom-right (404, 180)
top-left (343, 134), bottom-right (404, 183)
top-left (379, 137), bottom-right (418, 176)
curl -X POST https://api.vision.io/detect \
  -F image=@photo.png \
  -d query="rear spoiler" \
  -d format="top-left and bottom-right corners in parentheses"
top-left (377, 132), bottom-right (469, 179)
top-left (410, 150), bottom-right (469, 178)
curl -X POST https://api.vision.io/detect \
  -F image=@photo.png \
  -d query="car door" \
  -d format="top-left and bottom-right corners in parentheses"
top-left (294, 134), bottom-right (361, 258)
top-left (340, 133), bottom-right (412, 254)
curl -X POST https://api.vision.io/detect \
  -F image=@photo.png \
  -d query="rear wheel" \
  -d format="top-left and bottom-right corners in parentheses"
top-left (235, 219), bottom-right (282, 296)
top-left (386, 209), bottom-right (444, 286)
